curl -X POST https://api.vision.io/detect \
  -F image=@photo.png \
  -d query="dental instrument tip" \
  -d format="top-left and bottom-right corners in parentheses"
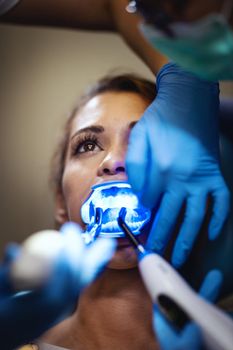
top-left (118, 208), bottom-right (145, 254)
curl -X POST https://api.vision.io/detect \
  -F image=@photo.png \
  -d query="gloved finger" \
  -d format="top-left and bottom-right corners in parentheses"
top-left (2, 243), bottom-right (21, 264)
top-left (0, 244), bottom-right (21, 294)
top-left (198, 269), bottom-right (223, 302)
top-left (60, 221), bottom-right (84, 242)
top-left (38, 222), bottom-right (86, 299)
top-left (80, 238), bottom-right (116, 287)
top-left (153, 308), bottom-right (180, 350)
top-left (153, 308), bottom-right (202, 350)
top-left (177, 323), bottom-right (203, 350)
top-left (171, 195), bottom-right (206, 267)
top-left (140, 153), bottom-right (164, 209)
top-left (208, 184), bottom-right (230, 240)
top-left (140, 116), bottom-right (167, 208)
top-left (126, 119), bottom-right (148, 193)
top-left (146, 190), bottom-right (184, 252)
top-left (60, 221), bottom-right (85, 270)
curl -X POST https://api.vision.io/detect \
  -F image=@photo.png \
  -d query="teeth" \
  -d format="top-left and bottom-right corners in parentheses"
top-left (102, 221), bottom-right (121, 232)
top-left (91, 187), bottom-right (138, 213)
top-left (101, 219), bottom-right (142, 233)
top-left (81, 182), bottom-right (151, 238)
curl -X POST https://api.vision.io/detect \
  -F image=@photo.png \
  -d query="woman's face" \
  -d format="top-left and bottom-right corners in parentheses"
top-left (60, 91), bottom-right (150, 269)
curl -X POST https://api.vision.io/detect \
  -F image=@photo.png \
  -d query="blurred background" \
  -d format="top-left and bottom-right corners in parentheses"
top-left (0, 23), bottom-right (233, 254)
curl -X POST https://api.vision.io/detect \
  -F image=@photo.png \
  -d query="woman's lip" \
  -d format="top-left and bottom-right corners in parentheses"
top-left (116, 244), bottom-right (132, 250)
top-left (93, 178), bottom-right (128, 188)
top-left (117, 238), bottom-right (132, 248)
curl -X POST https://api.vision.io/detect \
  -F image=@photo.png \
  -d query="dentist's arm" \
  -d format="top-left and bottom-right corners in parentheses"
top-left (0, 0), bottom-right (167, 75)
top-left (0, 0), bottom-right (113, 30)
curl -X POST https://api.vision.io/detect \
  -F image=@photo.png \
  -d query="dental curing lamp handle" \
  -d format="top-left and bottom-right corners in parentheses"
top-left (139, 252), bottom-right (233, 350)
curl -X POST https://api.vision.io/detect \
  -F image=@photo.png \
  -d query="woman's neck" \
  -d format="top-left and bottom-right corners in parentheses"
top-left (42, 267), bottom-right (159, 350)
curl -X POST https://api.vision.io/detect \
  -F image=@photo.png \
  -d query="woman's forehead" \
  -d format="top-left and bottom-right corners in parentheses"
top-left (71, 92), bottom-right (149, 132)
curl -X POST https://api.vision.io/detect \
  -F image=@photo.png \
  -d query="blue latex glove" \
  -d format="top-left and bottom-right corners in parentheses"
top-left (0, 222), bottom-right (116, 350)
top-left (154, 270), bottom-right (223, 350)
top-left (126, 63), bottom-right (230, 267)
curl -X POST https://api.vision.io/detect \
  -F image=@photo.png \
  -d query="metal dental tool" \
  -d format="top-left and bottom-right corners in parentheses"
top-left (118, 208), bottom-right (233, 350)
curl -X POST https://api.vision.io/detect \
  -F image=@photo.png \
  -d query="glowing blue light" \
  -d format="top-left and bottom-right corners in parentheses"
top-left (81, 181), bottom-right (151, 239)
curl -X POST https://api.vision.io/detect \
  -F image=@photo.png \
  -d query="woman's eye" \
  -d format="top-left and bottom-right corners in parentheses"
top-left (74, 138), bottom-right (103, 155)
top-left (79, 141), bottom-right (98, 153)
top-left (71, 134), bottom-right (103, 156)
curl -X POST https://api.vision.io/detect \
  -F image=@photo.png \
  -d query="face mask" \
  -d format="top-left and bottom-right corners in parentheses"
top-left (140, 0), bottom-right (233, 81)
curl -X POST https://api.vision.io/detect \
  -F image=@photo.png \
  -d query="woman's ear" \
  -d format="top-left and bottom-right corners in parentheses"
top-left (55, 191), bottom-right (69, 226)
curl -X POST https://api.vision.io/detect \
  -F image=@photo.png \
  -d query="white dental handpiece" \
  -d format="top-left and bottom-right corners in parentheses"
top-left (10, 223), bottom-right (103, 290)
top-left (139, 252), bottom-right (233, 350)
top-left (118, 212), bottom-right (233, 350)
top-left (10, 230), bottom-right (65, 290)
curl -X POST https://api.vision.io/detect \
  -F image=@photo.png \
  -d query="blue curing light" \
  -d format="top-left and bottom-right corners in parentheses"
top-left (81, 181), bottom-right (151, 239)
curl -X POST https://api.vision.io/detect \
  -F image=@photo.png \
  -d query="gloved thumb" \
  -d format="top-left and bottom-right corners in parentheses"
top-left (80, 238), bottom-right (116, 287)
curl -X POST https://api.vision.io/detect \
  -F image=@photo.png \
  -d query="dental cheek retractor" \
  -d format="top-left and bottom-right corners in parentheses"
top-left (118, 208), bottom-right (233, 350)
top-left (81, 181), bottom-right (151, 243)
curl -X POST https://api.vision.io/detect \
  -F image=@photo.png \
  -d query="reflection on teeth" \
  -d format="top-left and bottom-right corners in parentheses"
top-left (102, 220), bottom-right (142, 233)
top-left (93, 193), bottom-right (138, 211)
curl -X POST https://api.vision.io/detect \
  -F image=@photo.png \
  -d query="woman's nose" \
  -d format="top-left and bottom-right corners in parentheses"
top-left (97, 150), bottom-right (126, 176)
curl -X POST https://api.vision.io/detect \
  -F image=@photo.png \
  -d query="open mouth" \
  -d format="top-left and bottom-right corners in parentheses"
top-left (81, 181), bottom-right (151, 238)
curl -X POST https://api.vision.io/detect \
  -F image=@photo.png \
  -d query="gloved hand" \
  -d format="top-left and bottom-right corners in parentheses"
top-left (126, 62), bottom-right (230, 267)
top-left (0, 222), bottom-right (116, 350)
top-left (153, 270), bottom-right (223, 350)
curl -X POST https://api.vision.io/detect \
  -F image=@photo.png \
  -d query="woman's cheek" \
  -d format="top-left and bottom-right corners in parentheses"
top-left (62, 164), bottom-right (96, 226)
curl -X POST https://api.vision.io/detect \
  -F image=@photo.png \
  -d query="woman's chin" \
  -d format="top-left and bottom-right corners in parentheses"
top-left (105, 224), bottom-right (152, 270)
top-left (107, 245), bottom-right (138, 270)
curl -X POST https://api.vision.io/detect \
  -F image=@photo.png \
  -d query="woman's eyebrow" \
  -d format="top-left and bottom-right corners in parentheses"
top-left (71, 125), bottom-right (105, 140)
top-left (71, 122), bottom-right (136, 140)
